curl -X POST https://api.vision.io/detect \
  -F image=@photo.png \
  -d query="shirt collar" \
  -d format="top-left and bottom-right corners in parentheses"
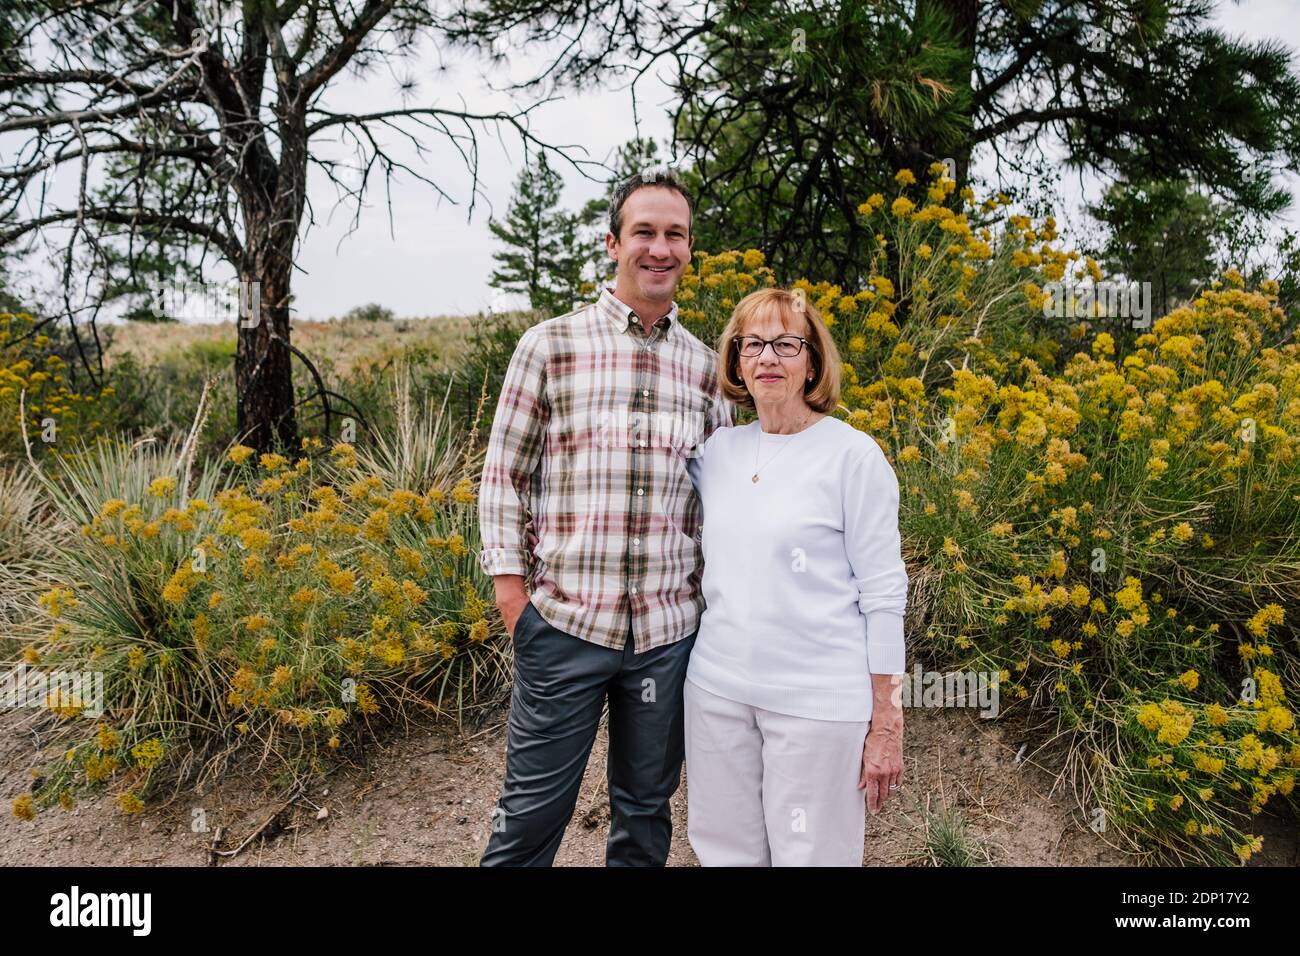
top-left (597, 286), bottom-right (678, 341)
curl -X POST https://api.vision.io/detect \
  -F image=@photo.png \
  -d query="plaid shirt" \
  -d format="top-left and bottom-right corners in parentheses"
top-left (478, 286), bottom-right (736, 652)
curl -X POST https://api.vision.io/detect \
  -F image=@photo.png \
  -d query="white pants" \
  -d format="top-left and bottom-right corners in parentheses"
top-left (683, 677), bottom-right (870, 866)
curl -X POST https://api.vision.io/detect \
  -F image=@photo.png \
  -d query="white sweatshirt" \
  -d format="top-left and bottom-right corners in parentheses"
top-left (685, 415), bottom-right (909, 722)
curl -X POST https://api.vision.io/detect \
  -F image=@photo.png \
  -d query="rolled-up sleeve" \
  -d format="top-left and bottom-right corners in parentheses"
top-left (844, 440), bottom-right (909, 675)
top-left (478, 325), bottom-right (549, 578)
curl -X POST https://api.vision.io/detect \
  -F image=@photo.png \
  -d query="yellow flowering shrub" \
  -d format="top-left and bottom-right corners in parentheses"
top-left (11, 425), bottom-right (498, 817)
top-left (680, 164), bottom-right (1299, 865)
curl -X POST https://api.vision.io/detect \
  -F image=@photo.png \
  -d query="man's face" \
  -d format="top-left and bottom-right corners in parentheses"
top-left (606, 186), bottom-right (693, 303)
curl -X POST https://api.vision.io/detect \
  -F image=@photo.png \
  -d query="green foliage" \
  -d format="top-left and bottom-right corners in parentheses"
top-left (342, 303), bottom-right (396, 323)
top-left (488, 152), bottom-right (587, 315)
top-left (455, 0), bottom-right (1300, 286)
top-left (0, 464), bottom-right (61, 625)
top-left (919, 804), bottom-right (991, 867)
top-left (345, 314), bottom-right (538, 447)
top-left (421, 311), bottom-right (537, 440)
top-left (674, 0), bottom-right (973, 283)
top-left (1088, 179), bottom-right (1228, 316)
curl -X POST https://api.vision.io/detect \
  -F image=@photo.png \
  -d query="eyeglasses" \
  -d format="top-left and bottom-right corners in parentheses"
top-left (735, 334), bottom-right (807, 358)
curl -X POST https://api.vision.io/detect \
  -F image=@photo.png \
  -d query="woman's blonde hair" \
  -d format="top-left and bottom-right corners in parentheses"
top-left (717, 286), bottom-right (841, 412)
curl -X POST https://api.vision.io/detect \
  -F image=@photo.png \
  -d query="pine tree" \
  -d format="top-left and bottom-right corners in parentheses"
top-left (546, 209), bottom-right (590, 313)
top-left (488, 153), bottom-right (575, 315)
top-left (1088, 179), bottom-right (1225, 318)
top-left (2, 0), bottom-right (583, 450)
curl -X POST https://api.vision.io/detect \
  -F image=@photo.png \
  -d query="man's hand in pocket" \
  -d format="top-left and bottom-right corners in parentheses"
top-left (493, 575), bottom-right (531, 641)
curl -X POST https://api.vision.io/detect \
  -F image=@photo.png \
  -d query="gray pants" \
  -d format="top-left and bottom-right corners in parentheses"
top-left (480, 599), bottom-right (696, 866)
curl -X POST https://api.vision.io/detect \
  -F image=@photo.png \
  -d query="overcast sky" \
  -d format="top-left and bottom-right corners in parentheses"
top-left (9, 0), bottom-right (1300, 321)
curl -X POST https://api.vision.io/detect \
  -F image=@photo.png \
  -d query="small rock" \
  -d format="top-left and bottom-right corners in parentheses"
top-left (316, 807), bottom-right (329, 821)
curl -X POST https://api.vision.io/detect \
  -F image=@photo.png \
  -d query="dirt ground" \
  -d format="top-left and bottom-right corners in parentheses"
top-left (9, 697), bottom-right (1292, 867)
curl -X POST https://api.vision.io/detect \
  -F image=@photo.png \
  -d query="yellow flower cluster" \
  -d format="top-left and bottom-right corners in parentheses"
top-left (1137, 700), bottom-right (1195, 745)
top-left (0, 311), bottom-right (116, 460)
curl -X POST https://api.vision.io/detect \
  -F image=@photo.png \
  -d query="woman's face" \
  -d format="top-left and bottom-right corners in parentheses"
top-left (735, 306), bottom-right (814, 410)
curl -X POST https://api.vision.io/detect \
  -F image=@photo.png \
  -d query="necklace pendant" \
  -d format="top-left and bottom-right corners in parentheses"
top-left (751, 474), bottom-right (759, 483)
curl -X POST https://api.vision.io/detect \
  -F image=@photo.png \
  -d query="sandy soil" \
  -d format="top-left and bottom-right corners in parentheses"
top-left (12, 698), bottom-right (1288, 868)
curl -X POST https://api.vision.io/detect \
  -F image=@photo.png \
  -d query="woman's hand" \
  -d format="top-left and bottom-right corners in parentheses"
top-left (858, 675), bottom-right (904, 814)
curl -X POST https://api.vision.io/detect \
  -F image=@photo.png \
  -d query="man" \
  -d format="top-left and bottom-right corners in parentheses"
top-left (478, 168), bottom-right (735, 866)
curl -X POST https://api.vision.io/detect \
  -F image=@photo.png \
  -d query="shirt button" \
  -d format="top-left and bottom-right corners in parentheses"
top-left (630, 585), bottom-right (638, 594)
top-left (632, 538), bottom-right (640, 546)
top-left (642, 389), bottom-right (649, 397)
top-left (636, 488), bottom-right (644, 496)
top-left (638, 440), bottom-right (647, 447)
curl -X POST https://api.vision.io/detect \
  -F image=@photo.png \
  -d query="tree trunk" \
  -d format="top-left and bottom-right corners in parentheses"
top-left (936, 0), bottom-right (978, 188)
top-left (233, 115), bottom-right (308, 453)
top-left (235, 249), bottom-right (298, 452)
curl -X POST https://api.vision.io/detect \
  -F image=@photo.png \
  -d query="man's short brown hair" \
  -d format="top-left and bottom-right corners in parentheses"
top-left (608, 167), bottom-right (695, 241)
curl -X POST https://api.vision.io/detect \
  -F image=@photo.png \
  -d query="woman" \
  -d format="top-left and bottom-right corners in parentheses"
top-left (684, 286), bottom-right (909, 867)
